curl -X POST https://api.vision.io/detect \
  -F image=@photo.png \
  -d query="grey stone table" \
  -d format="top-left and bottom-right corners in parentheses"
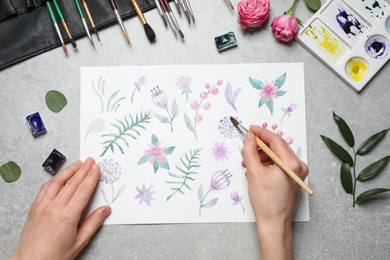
top-left (1, 0), bottom-right (390, 259)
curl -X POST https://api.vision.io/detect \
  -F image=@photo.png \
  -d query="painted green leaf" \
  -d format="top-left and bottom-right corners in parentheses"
top-left (0, 161), bottom-right (21, 182)
top-left (274, 73), bottom-right (286, 88)
top-left (357, 156), bottom-right (390, 181)
top-left (305, 0), bottom-right (321, 11)
top-left (333, 111), bottom-right (355, 147)
top-left (184, 113), bottom-right (194, 133)
top-left (171, 99), bottom-right (179, 119)
top-left (275, 90), bottom-right (287, 97)
top-left (151, 134), bottom-right (159, 145)
top-left (249, 77), bottom-right (263, 90)
top-left (320, 135), bottom-right (353, 166)
top-left (198, 185), bottom-right (203, 203)
top-left (45, 90), bottom-right (67, 113)
top-left (112, 185), bottom-right (126, 203)
top-left (356, 188), bottom-right (390, 203)
top-left (138, 154), bottom-right (150, 165)
top-left (164, 146), bottom-right (175, 155)
top-left (153, 159), bottom-right (159, 173)
top-left (356, 128), bottom-right (389, 155)
top-left (160, 157), bottom-right (170, 170)
top-left (203, 198), bottom-right (218, 208)
top-left (266, 98), bottom-right (274, 115)
top-left (101, 190), bottom-right (109, 205)
top-left (340, 162), bottom-right (353, 194)
top-left (258, 95), bottom-right (266, 108)
top-left (154, 114), bottom-right (170, 124)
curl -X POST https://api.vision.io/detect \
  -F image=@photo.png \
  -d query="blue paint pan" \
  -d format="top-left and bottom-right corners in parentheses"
top-left (42, 149), bottom-right (66, 174)
top-left (26, 112), bottom-right (46, 136)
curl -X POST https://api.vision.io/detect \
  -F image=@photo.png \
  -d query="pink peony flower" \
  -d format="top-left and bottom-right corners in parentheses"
top-left (203, 102), bottom-right (211, 110)
top-left (271, 15), bottom-right (299, 42)
top-left (200, 91), bottom-right (208, 99)
top-left (238, 0), bottom-right (270, 30)
top-left (211, 88), bottom-right (219, 95)
top-left (191, 101), bottom-right (199, 110)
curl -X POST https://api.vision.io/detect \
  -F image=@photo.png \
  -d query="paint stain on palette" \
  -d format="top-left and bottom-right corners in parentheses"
top-left (297, 0), bottom-right (390, 92)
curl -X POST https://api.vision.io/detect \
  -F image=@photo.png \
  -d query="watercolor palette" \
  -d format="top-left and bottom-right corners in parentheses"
top-left (296, 0), bottom-right (390, 92)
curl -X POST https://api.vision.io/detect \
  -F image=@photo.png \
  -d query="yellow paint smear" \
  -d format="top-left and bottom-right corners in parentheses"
top-left (305, 25), bottom-right (347, 63)
top-left (345, 58), bottom-right (369, 82)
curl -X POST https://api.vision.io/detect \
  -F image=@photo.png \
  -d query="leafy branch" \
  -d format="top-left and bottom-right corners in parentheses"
top-left (100, 110), bottom-right (152, 157)
top-left (166, 148), bottom-right (202, 201)
top-left (321, 111), bottom-right (390, 207)
top-left (92, 76), bottom-right (126, 113)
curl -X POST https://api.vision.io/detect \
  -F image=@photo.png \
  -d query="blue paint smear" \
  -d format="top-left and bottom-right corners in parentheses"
top-left (367, 41), bottom-right (386, 58)
top-left (336, 8), bottom-right (364, 37)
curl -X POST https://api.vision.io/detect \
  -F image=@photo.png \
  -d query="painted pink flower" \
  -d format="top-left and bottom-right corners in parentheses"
top-left (176, 75), bottom-right (191, 90)
top-left (195, 114), bottom-right (203, 122)
top-left (230, 191), bottom-right (240, 202)
top-left (238, 0), bottom-right (270, 30)
top-left (287, 103), bottom-right (298, 112)
top-left (200, 92), bottom-right (208, 99)
top-left (286, 137), bottom-right (294, 145)
top-left (90, 118), bottom-right (105, 133)
top-left (138, 76), bottom-right (147, 85)
top-left (217, 80), bottom-right (223, 86)
top-left (277, 130), bottom-right (284, 137)
top-left (211, 142), bottom-right (231, 162)
top-left (144, 142), bottom-right (166, 163)
top-left (205, 83), bottom-right (210, 89)
top-left (135, 184), bottom-right (155, 206)
top-left (271, 15), bottom-right (299, 42)
top-left (259, 80), bottom-right (278, 100)
top-left (203, 102), bottom-right (211, 110)
top-left (191, 101), bottom-right (199, 110)
top-left (262, 122), bottom-right (268, 128)
top-left (272, 124), bottom-right (278, 130)
top-left (211, 88), bottom-right (219, 95)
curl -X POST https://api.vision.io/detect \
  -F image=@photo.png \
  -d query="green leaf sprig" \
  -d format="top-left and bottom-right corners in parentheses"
top-left (0, 161), bottom-right (21, 182)
top-left (321, 111), bottom-right (390, 207)
top-left (305, 0), bottom-right (321, 11)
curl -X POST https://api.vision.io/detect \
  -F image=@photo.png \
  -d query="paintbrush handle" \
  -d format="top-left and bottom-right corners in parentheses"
top-left (254, 136), bottom-right (314, 195)
top-left (108, 0), bottom-right (118, 11)
top-left (130, 0), bottom-right (147, 24)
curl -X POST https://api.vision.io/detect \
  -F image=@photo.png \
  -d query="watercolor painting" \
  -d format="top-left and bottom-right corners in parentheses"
top-left (249, 72), bottom-right (287, 115)
top-left (92, 76), bottom-right (126, 113)
top-left (138, 134), bottom-right (175, 173)
top-left (166, 148), bottom-right (202, 201)
top-left (100, 111), bottom-right (152, 157)
top-left (185, 80), bottom-right (222, 141)
top-left (99, 159), bottom-right (126, 206)
top-left (361, 0), bottom-right (388, 21)
top-left (80, 64), bottom-right (309, 224)
top-left (131, 76), bottom-right (147, 103)
top-left (303, 19), bottom-right (349, 64)
top-left (151, 87), bottom-right (179, 132)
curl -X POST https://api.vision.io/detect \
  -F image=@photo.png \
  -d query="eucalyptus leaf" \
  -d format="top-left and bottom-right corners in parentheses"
top-left (340, 162), bottom-right (353, 194)
top-left (320, 135), bottom-right (353, 166)
top-left (333, 111), bottom-right (354, 147)
top-left (184, 113), bottom-right (195, 132)
top-left (198, 185), bottom-right (203, 203)
top-left (356, 188), bottom-right (390, 203)
top-left (172, 99), bottom-right (179, 119)
top-left (249, 77), bottom-right (263, 90)
top-left (356, 128), bottom-right (389, 155)
top-left (305, 0), bottom-right (321, 11)
top-left (154, 114), bottom-right (170, 124)
top-left (0, 161), bottom-right (21, 182)
top-left (203, 198), bottom-right (218, 208)
top-left (274, 73), bottom-right (286, 88)
top-left (357, 156), bottom-right (390, 181)
top-left (45, 90), bottom-right (67, 113)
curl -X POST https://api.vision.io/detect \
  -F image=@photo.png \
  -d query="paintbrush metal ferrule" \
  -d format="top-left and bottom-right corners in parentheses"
top-left (114, 9), bottom-right (126, 32)
top-left (169, 12), bottom-right (184, 38)
top-left (183, 0), bottom-right (194, 23)
top-left (164, 12), bottom-right (177, 36)
top-left (154, 0), bottom-right (167, 26)
top-left (81, 18), bottom-right (94, 44)
top-left (82, 1), bottom-right (100, 41)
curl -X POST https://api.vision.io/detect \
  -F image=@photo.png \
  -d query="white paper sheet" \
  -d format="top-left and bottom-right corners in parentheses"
top-left (80, 63), bottom-right (309, 224)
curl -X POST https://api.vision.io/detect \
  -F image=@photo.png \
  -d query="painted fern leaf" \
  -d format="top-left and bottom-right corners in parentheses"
top-left (100, 110), bottom-right (152, 157)
top-left (166, 148), bottom-right (202, 201)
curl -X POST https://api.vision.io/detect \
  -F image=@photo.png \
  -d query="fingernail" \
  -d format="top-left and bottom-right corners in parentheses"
top-left (73, 160), bottom-right (82, 166)
top-left (91, 164), bottom-right (99, 171)
top-left (104, 207), bottom-right (111, 218)
top-left (245, 132), bottom-right (252, 142)
top-left (84, 157), bottom-right (94, 165)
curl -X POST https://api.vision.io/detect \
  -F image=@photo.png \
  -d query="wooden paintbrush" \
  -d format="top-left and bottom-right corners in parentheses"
top-left (108, 0), bottom-right (130, 44)
top-left (129, 0), bottom-right (156, 41)
top-left (230, 117), bottom-right (314, 196)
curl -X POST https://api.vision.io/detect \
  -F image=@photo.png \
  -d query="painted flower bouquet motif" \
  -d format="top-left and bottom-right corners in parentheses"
top-left (131, 76), bottom-right (147, 103)
top-left (184, 80), bottom-right (222, 141)
top-left (249, 72), bottom-right (287, 115)
top-left (92, 76), bottom-right (126, 113)
top-left (85, 117), bottom-right (106, 140)
top-left (176, 75), bottom-right (192, 101)
top-left (198, 169), bottom-right (232, 216)
top-left (138, 134), bottom-right (175, 173)
top-left (231, 191), bottom-right (245, 214)
top-left (151, 87), bottom-right (179, 132)
top-left (100, 110), bottom-right (152, 157)
top-left (134, 183), bottom-right (156, 206)
top-left (99, 159), bottom-right (126, 206)
top-left (166, 148), bottom-right (202, 201)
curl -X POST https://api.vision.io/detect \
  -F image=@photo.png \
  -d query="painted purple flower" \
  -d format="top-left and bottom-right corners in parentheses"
top-left (260, 80), bottom-right (278, 100)
top-left (281, 103), bottom-right (298, 124)
top-left (85, 117), bottom-right (106, 140)
top-left (210, 169), bottom-right (232, 190)
top-left (98, 159), bottom-right (121, 184)
top-left (218, 116), bottom-right (241, 139)
top-left (138, 76), bottom-right (147, 85)
top-left (230, 191), bottom-right (245, 214)
top-left (151, 87), bottom-right (168, 109)
top-left (144, 142), bottom-right (166, 163)
top-left (135, 184), bottom-right (156, 206)
top-left (131, 77), bottom-right (147, 103)
top-left (211, 142), bottom-right (231, 161)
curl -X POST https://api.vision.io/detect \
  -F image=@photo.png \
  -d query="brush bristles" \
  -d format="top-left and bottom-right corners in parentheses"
top-left (191, 14), bottom-right (195, 23)
top-left (90, 38), bottom-right (95, 49)
top-left (230, 117), bottom-right (239, 127)
top-left (123, 31), bottom-right (130, 45)
top-left (178, 30), bottom-right (184, 39)
top-left (70, 39), bottom-right (77, 48)
top-left (175, 3), bottom-right (181, 14)
top-left (229, 2), bottom-right (234, 10)
top-left (144, 24), bottom-right (156, 41)
top-left (62, 43), bottom-right (67, 54)
top-left (93, 27), bottom-right (100, 41)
